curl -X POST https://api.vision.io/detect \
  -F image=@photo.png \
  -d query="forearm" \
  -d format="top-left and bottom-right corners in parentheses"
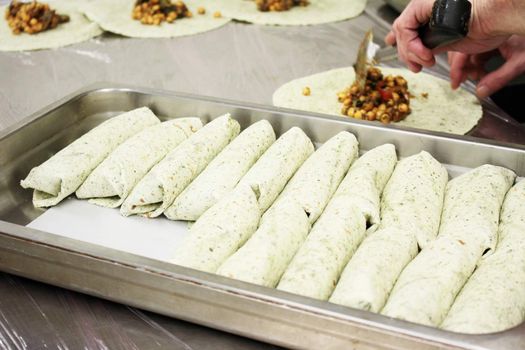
top-left (480, 0), bottom-right (525, 36)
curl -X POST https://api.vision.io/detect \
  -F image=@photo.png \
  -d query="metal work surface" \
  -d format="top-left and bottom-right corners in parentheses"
top-left (2, 85), bottom-right (525, 350)
top-left (1, 1), bottom-right (524, 349)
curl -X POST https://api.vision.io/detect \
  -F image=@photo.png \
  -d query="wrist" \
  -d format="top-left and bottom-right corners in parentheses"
top-left (478, 0), bottom-right (525, 36)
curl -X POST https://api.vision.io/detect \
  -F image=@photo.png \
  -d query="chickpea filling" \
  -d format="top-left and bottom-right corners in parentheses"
top-left (5, 0), bottom-right (69, 35)
top-left (255, 0), bottom-right (309, 12)
top-left (132, 0), bottom-right (192, 25)
top-left (338, 67), bottom-right (412, 124)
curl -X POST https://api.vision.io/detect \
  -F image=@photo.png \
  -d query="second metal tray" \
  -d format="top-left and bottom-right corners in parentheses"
top-left (1, 84), bottom-right (525, 350)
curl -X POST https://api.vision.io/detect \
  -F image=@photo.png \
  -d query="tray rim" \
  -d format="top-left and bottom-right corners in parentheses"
top-left (1, 83), bottom-right (525, 350)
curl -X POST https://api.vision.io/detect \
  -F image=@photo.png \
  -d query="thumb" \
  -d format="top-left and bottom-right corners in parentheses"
top-left (476, 59), bottom-right (520, 98)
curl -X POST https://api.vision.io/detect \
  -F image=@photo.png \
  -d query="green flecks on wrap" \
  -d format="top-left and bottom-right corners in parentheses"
top-left (167, 120), bottom-right (276, 221)
top-left (171, 184), bottom-right (261, 273)
top-left (277, 144), bottom-right (397, 300)
top-left (441, 179), bottom-right (525, 334)
top-left (76, 118), bottom-right (202, 208)
top-left (21, 107), bottom-right (159, 208)
top-left (274, 131), bottom-right (358, 224)
top-left (121, 114), bottom-right (240, 218)
top-left (329, 151), bottom-right (447, 312)
top-left (216, 197), bottom-right (311, 287)
top-left (382, 165), bottom-right (516, 327)
top-left (217, 131), bottom-right (358, 288)
top-left (169, 126), bottom-right (314, 274)
top-left (236, 127), bottom-right (314, 213)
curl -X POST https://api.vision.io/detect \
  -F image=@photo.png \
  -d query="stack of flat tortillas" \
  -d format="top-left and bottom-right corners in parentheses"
top-left (83, 0), bottom-right (230, 38)
top-left (216, 0), bottom-right (366, 26)
top-left (0, 0), bottom-right (102, 51)
top-left (273, 67), bottom-right (483, 134)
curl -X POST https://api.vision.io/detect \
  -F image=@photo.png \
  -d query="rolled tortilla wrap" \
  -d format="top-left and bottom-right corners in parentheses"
top-left (441, 180), bottom-right (525, 334)
top-left (333, 143), bottom-right (397, 231)
top-left (21, 107), bottom-right (159, 208)
top-left (382, 165), bottom-right (515, 327)
top-left (236, 127), bottom-right (314, 212)
top-left (329, 227), bottom-right (417, 311)
top-left (277, 145), bottom-right (397, 300)
top-left (121, 114), bottom-right (240, 218)
top-left (171, 127), bottom-right (313, 272)
top-left (329, 151), bottom-right (447, 311)
top-left (381, 236), bottom-right (485, 326)
top-left (216, 197), bottom-right (311, 287)
top-left (437, 164), bottom-right (517, 256)
top-left (167, 120), bottom-right (276, 221)
top-left (171, 184), bottom-right (261, 273)
top-left (76, 118), bottom-right (202, 208)
top-left (274, 131), bottom-right (358, 223)
top-left (380, 151), bottom-right (448, 249)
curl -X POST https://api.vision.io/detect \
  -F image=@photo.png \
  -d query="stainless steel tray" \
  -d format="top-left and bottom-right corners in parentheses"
top-left (1, 84), bottom-right (525, 350)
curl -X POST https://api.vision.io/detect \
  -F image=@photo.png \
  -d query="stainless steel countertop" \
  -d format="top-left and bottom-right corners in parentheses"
top-left (0, 1), bottom-right (522, 349)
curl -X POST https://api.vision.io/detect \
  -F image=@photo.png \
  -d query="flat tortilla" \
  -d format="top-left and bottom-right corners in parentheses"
top-left (216, 0), bottom-right (366, 26)
top-left (76, 118), bottom-right (202, 208)
top-left (83, 0), bottom-right (230, 38)
top-left (0, 1), bottom-right (102, 51)
top-left (121, 114), bottom-right (240, 218)
top-left (272, 67), bottom-right (482, 135)
top-left (381, 165), bottom-right (516, 327)
top-left (21, 107), bottom-right (159, 208)
top-left (167, 120), bottom-right (275, 221)
top-left (236, 126), bottom-right (314, 212)
top-left (171, 184), bottom-right (261, 273)
top-left (216, 197), bottom-right (311, 287)
top-left (274, 131), bottom-right (358, 223)
top-left (441, 180), bottom-right (525, 334)
top-left (277, 144), bottom-right (397, 300)
top-left (329, 151), bottom-right (447, 312)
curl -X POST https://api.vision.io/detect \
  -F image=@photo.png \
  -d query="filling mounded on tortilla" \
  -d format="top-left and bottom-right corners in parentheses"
top-left (6, 0), bottom-right (69, 35)
top-left (273, 66), bottom-right (482, 134)
top-left (338, 67), bottom-right (412, 124)
top-left (255, 0), bottom-right (309, 12)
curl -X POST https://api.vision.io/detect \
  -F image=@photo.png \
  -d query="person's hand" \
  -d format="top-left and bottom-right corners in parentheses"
top-left (448, 35), bottom-right (525, 98)
top-left (384, 0), bottom-right (510, 73)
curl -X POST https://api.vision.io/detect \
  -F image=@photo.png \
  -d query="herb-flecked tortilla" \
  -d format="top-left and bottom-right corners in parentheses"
top-left (329, 227), bottom-right (417, 312)
top-left (380, 151), bottom-right (448, 249)
top-left (83, 0), bottom-right (230, 38)
top-left (236, 127), bottom-right (314, 212)
top-left (382, 165), bottom-right (516, 327)
top-left (121, 114), bottom-right (240, 218)
top-left (0, 0), bottom-right (102, 51)
top-left (168, 120), bottom-right (275, 221)
top-left (216, 197), bottom-right (311, 287)
top-left (21, 107), bottom-right (159, 207)
top-left (216, 0), bottom-right (366, 26)
top-left (329, 151), bottom-right (447, 312)
top-left (333, 143), bottom-right (397, 231)
top-left (437, 164), bottom-right (516, 255)
top-left (441, 180), bottom-right (525, 334)
top-left (277, 144), bottom-right (397, 300)
top-left (171, 184), bottom-right (261, 273)
top-left (274, 131), bottom-right (358, 224)
top-left (272, 67), bottom-right (482, 135)
top-left (76, 118), bottom-right (202, 208)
